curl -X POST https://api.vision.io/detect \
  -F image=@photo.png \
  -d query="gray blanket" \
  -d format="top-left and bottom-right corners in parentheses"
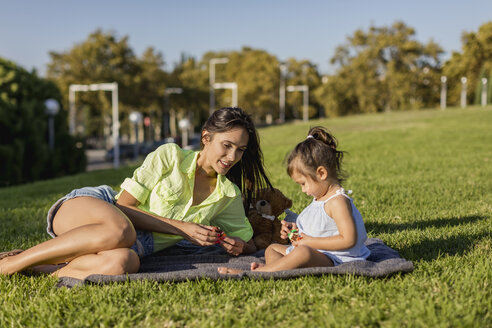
top-left (58, 238), bottom-right (413, 288)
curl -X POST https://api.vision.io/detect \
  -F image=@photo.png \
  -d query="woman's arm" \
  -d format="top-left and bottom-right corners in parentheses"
top-left (294, 197), bottom-right (357, 251)
top-left (116, 190), bottom-right (219, 246)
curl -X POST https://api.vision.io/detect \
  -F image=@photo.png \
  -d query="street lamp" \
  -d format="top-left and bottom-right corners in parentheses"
top-left (460, 77), bottom-right (467, 108)
top-left (129, 111), bottom-right (143, 160)
top-left (213, 82), bottom-right (238, 107)
top-left (178, 118), bottom-right (191, 149)
top-left (440, 76), bottom-right (447, 110)
top-left (279, 63), bottom-right (287, 123)
top-left (69, 82), bottom-right (120, 168)
top-left (209, 57), bottom-right (229, 115)
top-left (286, 85), bottom-right (309, 121)
top-left (44, 99), bottom-right (60, 150)
top-left (482, 78), bottom-right (488, 107)
top-left (164, 87), bottom-right (183, 139)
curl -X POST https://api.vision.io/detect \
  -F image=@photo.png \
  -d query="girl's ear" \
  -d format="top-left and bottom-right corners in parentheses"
top-left (316, 166), bottom-right (329, 180)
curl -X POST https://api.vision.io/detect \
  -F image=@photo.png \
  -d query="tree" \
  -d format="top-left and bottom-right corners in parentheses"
top-left (47, 29), bottom-right (165, 142)
top-left (0, 57), bottom-right (85, 186)
top-left (443, 21), bottom-right (492, 106)
top-left (317, 21), bottom-right (444, 116)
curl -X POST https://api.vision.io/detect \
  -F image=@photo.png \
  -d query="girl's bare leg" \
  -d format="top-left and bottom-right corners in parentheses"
top-left (253, 245), bottom-right (333, 272)
top-left (218, 243), bottom-right (290, 274)
top-left (0, 197), bottom-right (137, 278)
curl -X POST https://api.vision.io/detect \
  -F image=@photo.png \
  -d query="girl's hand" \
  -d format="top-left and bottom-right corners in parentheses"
top-left (181, 223), bottom-right (219, 246)
top-left (292, 232), bottom-right (311, 247)
top-left (280, 221), bottom-right (297, 240)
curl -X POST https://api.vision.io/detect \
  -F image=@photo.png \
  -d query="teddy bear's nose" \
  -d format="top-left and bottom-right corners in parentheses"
top-left (259, 200), bottom-right (267, 206)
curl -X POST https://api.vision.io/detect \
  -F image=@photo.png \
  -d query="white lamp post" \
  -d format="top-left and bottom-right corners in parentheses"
top-left (69, 82), bottom-right (120, 168)
top-left (482, 78), bottom-right (488, 107)
top-left (129, 111), bottom-right (143, 160)
top-left (44, 99), bottom-right (60, 150)
top-left (460, 77), bottom-right (467, 108)
top-left (213, 82), bottom-right (238, 107)
top-left (279, 63), bottom-right (287, 123)
top-left (209, 58), bottom-right (229, 115)
top-left (164, 87), bottom-right (183, 138)
top-left (440, 76), bottom-right (447, 110)
top-left (178, 118), bottom-right (191, 149)
top-left (286, 85), bottom-right (309, 121)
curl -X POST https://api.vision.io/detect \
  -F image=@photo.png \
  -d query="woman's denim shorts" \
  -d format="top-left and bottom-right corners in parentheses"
top-left (46, 185), bottom-right (154, 258)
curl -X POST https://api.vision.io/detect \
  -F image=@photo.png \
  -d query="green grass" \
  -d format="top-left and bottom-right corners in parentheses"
top-left (1, 106), bottom-right (491, 327)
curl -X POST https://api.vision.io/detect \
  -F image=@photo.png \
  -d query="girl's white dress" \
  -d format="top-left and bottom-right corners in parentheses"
top-left (286, 188), bottom-right (370, 266)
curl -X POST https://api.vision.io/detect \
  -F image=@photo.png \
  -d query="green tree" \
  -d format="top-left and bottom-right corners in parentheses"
top-left (443, 21), bottom-right (492, 106)
top-left (0, 58), bottom-right (85, 186)
top-left (47, 29), bottom-right (163, 141)
top-left (317, 21), bottom-right (443, 116)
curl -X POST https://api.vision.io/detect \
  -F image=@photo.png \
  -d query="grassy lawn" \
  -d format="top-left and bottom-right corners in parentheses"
top-left (1, 106), bottom-right (491, 327)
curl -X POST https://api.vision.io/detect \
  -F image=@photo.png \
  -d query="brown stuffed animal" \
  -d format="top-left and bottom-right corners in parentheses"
top-left (247, 188), bottom-right (293, 250)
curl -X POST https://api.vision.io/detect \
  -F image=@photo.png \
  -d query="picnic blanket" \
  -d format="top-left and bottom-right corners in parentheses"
top-left (57, 238), bottom-right (414, 288)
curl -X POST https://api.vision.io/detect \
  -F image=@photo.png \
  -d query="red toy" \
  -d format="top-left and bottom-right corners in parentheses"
top-left (213, 227), bottom-right (226, 244)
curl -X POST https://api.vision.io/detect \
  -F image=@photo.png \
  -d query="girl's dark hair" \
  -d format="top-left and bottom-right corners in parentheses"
top-left (201, 107), bottom-right (272, 211)
top-left (287, 126), bottom-right (345, 183)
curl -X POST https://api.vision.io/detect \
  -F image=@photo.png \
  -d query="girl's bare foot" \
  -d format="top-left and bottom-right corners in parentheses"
top-left (217, 266), bottom-right (244, 274)
top-left (250, 262), bottom-right (265, 271)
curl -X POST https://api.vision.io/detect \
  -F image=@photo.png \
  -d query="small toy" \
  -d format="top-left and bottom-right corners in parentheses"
top-left (288, 229), bottom-right (303, 242)
top-left (213, 226), bottom-right (226, 244)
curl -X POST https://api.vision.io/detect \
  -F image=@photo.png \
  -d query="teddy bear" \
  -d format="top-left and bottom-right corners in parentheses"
top-left (247, 188), bottom-right (293, 250)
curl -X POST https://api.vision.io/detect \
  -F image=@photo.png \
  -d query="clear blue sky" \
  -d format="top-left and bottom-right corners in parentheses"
top-left (1, 0), bottom-right (491, 76)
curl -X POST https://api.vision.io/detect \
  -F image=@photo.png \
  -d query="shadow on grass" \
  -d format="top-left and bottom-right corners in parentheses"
top-left (366, 215), bottom-right (487, 234)
top-left (398, 232), bottom-right (490, 262)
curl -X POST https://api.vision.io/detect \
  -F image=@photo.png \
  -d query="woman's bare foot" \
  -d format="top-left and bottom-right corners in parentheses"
top-left (217, 266), bottom-right (244, 274)
top-left (250, 262), bottom-right (265, 271)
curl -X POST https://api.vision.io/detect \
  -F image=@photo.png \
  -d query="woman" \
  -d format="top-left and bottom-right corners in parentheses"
top-left (0, 107), bottom-right (271, 279)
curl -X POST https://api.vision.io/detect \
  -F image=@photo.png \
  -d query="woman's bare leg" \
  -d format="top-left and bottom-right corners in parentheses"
top-left (0, 197), bottom-right (136, 277)
top-left (53, 248), bottom-right (140, 279)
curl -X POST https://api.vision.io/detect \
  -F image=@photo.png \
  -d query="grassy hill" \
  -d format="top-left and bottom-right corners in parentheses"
top-left (1, 106), bottom-right (491, 327)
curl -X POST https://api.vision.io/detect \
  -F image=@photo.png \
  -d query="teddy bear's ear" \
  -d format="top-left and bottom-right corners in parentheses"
top-left (286, 198), bottom-right (293, 209)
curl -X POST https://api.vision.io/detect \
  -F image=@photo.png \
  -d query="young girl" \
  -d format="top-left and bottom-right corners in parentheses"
top-left (218, 126), bottom-right (370, 273)
top-left (0, 107), bottom-right (272, 279)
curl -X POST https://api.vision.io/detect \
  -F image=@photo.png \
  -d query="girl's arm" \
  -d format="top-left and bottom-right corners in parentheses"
top-left (294, 197), bottom-right (357, 251)
top-left (116, 190), bottom-right (219, 246)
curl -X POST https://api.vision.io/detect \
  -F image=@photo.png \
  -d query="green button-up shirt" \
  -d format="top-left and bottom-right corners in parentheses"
top-left (116, 143), bottom-right (253, 252)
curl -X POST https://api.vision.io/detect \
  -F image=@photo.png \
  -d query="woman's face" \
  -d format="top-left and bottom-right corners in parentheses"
top-left (201, 127), bottom-right (249, 175)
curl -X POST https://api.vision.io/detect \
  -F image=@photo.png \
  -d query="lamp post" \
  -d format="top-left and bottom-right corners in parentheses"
top-left (69, 82), bottom-right (120, 168)
top-left (129, 111), bottom-right (143, 160)
top-left (164, 87), bottom-right (183, 139)
top-left (178, 118), bottom-right (191, 149)
top-left (482, 78), bottom-right (488, 107)
top-left (44, 99), bottom-right (60, 150)
top-left (440, 76), bottom-right (447, 110)
top-left (209, 57), bottom-right (229, 115)
top-left (213, 82), bottom-right (238, 107)
top-left (460, 77), bottom-right (467, 108)
top-left (286, 85), bottom-right (309, 121)
top-left (279, 63), bottom-right (287, 123)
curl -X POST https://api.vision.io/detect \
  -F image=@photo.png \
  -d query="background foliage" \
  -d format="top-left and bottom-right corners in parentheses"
top-left (0, 58), bottom-right (85, 186)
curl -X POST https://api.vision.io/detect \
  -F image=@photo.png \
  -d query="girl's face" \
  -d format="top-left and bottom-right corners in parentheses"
top-left (290, 169), bottom-right (329, 200)
top-left (201, 127), bottom-right (249, 175)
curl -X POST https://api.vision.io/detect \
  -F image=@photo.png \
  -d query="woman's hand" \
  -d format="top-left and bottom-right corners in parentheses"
top-left (280, 221), bottom-right (297, 240)
top-left (219, 236), bottom-right (255, 256)
top-left (180, 223), bottom-right (219, 246)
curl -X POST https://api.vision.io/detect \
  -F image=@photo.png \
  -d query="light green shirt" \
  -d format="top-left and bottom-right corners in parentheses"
top-left (116, 143), bottom-right (253, 253)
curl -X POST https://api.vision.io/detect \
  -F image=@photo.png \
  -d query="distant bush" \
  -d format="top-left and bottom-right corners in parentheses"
top-left (0, 57), bottom-right (86, 186)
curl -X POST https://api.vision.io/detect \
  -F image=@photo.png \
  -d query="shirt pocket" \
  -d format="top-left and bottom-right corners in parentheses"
top-left (155, 176), bottom-right (185, 201)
